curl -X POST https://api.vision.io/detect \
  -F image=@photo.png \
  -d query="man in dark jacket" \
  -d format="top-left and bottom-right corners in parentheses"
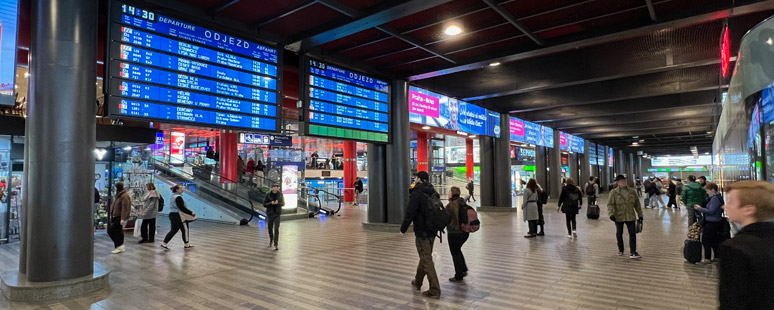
top-left (264, 184), bottom-right (285, 250)
top-left (718, 181), bottom-right (774, 310)
top-left (682, 175), bottom-right (708, 226)
top-left (400, 171), bottom-right (441, 299)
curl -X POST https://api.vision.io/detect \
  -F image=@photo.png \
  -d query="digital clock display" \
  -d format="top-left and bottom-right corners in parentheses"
top-left (106, 1), bottom-right (281, 131)
top-left (303, 57), bottom-right (390, 143)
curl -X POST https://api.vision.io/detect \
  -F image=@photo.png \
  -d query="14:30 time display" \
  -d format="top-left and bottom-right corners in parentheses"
top-left (122, 4), bottom-right (156, 22)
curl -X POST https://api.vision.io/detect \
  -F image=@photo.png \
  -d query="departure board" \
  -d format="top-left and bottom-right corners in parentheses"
top-left (303, 57), bottom-right (390, 143)
top-left (105, 1), bottom-right (281, 131)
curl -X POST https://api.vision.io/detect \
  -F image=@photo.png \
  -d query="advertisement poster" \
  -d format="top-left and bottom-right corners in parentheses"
top-left (281, 165), bottom-right (298, 209)
top-left (559, 132), bottom-right (568, 150)
top-left (0, 0), bottom-right (18, 104)
top-left (170, 132), bottom-right (185, 164)
top-left (409, 86), bottom-right (495, 137)
top-left (509, 116), bottom-right (553, 148)
top-left (487, 110), bottom-right (501, 138)
top-left (608, 148), bottom-right (614, 167)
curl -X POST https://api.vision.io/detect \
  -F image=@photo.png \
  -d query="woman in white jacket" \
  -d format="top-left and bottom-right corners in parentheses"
top-left (138, 183), bottom-right (161, 243)
top-left (522, 179), bottom-right (540, 238)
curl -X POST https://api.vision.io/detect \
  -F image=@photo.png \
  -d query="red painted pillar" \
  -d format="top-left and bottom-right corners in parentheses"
top-left (219, 131), bottom-right (238, 183)
top-left (466, 138), bottom-right (474, 180)
top-left (343, 141), bottom-right (357, 203)
top-left (416, 131), bottom-right (428, 173)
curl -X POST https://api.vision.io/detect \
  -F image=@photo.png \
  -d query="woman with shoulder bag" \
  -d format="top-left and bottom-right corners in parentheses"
top-left (138, 183), bottom-right (161, 244)
top-left (161, 185), bottom-right (196, 250)
top-left (558, 178), bottom-right (582, 238)
top-left (693, 182), bottom-right (724, 264)
top-left (446, 186), bottom-right (470, 282)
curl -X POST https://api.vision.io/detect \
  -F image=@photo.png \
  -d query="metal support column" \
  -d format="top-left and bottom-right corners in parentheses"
top-left (384, 80), bottom-right (410, 224)
top-left (478, 136), bottom-right (495, 207)
top-left (367, 144), bottom-right (386, 223)
top-left (549, 131), bottom-right (562, 199)
top-left (494, 113), bottom-right (512, 208)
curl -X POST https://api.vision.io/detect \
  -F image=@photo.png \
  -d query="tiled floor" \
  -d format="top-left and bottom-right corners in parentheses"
top-left (0, 195), bottom-right (719, 309)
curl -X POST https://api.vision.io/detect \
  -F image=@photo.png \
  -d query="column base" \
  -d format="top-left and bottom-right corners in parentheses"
top-left (477, 206), bottom-right (518, 212)
top-left (1, 263), bottom-right (110, 302)
top-left (362, 222), bottom-right (402, 232)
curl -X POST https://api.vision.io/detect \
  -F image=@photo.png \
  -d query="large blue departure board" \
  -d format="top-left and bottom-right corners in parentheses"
top-left (106, 1), bottom-right (281, 131)
top-left (303, 57), bottom-right (390, 143)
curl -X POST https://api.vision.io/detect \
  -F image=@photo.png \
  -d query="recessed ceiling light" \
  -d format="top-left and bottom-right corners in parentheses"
top-left (421, 126), bottom-right (431, 130)
top-left (632, 136), bottom-right (639, 139)
top-left (23, 72), bottom-right (29, 78)
top-left (706, 131), bottom-right (713, 134)
top-left (489, 62), bottom-right (501, 67)
top-left (632, 142), bottom-right (639, 145)
top-left (469, 135), bottom-right (476, 138)
top-left (444, 24), bottom-right (462, 36)
top-left (639, 139), bottom-right (645, 142)
top-left (704, 152), bottom-right (710, 155)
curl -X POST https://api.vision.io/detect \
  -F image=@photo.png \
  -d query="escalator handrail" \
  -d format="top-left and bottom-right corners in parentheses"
top-left (151, 158), bottom-right (261, 222)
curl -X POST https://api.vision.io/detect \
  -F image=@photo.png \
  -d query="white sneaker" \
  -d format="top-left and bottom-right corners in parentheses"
top-left (111, 245), bottom-right (125, 254)
top-left (572, 230), bottom-right (577, 237)
top-left (567, 234), bottom-right (572, 238)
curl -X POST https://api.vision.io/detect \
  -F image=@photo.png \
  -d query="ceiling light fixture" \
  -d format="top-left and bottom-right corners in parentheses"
top-left (421, 126), bottom-right (431, 130)
top-left (706, 131), bottom-right (713, 134)
top-left (489, 62), bottom-right (501, 67)
top-left (23, 72), bottom-right (29, 78)
top-left (444, 24), bottom-right (462, 36)
top-left (632, 136), bottom-right (639, 139)
top-left (632, 142), bottom-right (639, 146)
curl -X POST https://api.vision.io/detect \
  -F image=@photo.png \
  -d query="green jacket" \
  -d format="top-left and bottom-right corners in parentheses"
top-left (607, 186), bottom-right (643, 222)
top-left (681, 182), bottom-right (707, 208)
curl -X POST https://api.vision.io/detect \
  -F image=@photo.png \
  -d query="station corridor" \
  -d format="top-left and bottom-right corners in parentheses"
top-left (0, 196), bottom-right (718, 310)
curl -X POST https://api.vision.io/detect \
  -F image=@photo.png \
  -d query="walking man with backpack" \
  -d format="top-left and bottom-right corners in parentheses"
top-left (585, 176), bottom-right (599, 206)
top-left (401, 171), bottom-right (446, 299)
top-left (465, 179), bottom-right (476, 203)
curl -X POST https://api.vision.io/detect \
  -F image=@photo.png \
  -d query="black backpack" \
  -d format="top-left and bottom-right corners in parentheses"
top-left (539, 190), bottom-right (548, 205)
top-left (422, 192), bottom-right (451, 239)
top-left (157, 196), bottom-right (165, 212)
top-left (585, 183), bottom-right (595, 196)
top-left (568, 190), bottom-right (580, 206)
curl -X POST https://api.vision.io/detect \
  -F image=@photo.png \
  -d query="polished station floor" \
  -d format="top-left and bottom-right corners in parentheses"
top-left (0, 195), bottom-right (718, 310)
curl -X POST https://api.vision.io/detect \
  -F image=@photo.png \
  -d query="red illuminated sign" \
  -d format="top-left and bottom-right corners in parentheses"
top-left (721, 26), bottom-right (730, 77)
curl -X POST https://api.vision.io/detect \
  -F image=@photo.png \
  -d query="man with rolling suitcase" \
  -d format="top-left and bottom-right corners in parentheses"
top-left (585, 176), bottom-right (600, 219)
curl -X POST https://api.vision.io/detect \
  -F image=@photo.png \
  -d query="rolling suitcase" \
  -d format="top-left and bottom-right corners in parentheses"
top-left (643, 197), bottom-right (650, 207)
top-left (586, 205), bottom-right (600, 219)
top-left (683, 240), bottom-right (702, 263)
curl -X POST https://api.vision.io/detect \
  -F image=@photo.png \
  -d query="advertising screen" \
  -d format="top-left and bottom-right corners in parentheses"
top-left (559, 132), bottom-right (584, 153)
top-left (304, 57), bottom-right (390, 143)
top-left (559, 132), bottom-right (568, 150)
top-left (170, 132), bottom-right (185, 164)
top-left (409, 86), bottom-right (497, 137)
top-left (106, 2), bottom-right (281, 131)
top-left (0, 0), bottom-right (17, 105)
top-left (597, 144), bottom-right (605, 166)
top-left (608, 148), bottom-right (614, 167)
top-left (509, 116), bottom-right (553, 148)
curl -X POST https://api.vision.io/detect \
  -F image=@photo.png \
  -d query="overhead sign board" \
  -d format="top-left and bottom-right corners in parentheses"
top-left (588, 142), bottom-right (597, 165)
top-left (239, 132), bottom-right (292, 146)
top-left (303, 57), bottom-right (390, 143)
top-left (509, 116), bottom-right (553, 148)
top-left (409, 85), bottom-right (499, 137)
top-left (651, 155), bottom-right (712, 167)
top-left (559, 132), bottom-right (584, 153)
top-left (106, 1), bottom-right (281, 131)
top-left (597, 144), bottom-right (605, 166)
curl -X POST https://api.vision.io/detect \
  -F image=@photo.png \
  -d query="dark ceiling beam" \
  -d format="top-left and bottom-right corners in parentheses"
top-left (207, 0), bottom-right (241, 15)
top-left (251, 0), bottom-right (318, 28)
top-left (569, 121), bottom-right (714, 135)
top-left (481, 0), bottom-right (544, 45)
top-left (316, 0), bottom-right (456, 64)
top-left (594, 133), bottom-right (713, 143)
top-left (408, 0), bottom-right (774, 81)
top-left (295, 0), bottom-right (454, 48)
top-left (464, 58), bottom-right (731, 102)
top-left (645, 0), bottom-right (657, 21)
top-left (537, 102), bottom-right (717, 125)
top-left (556, 115), bottom-right (717, 131)
top-left (581, 126), bottom-right (712, 139)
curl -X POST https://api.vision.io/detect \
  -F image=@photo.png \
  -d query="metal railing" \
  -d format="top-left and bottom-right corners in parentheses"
top-left (151, 158), bottom-right (263, 224)
top-left (299, 184), bottom-right (343, 216)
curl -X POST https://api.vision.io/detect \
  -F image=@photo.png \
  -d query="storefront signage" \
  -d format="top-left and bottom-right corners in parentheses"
top-left (408, 85), bottom-right (498, 137)
top-left (509, 116), bottom-right (553, 148)
top-left (651, 155), bottom-right (711, 167)
top-left (106, 2), bottom-right (281, 131)
top-left (0, 0), bottom-right (18, 105)
top-left (239, 133), bottom-right (292, 146)
top-left (304, 57), bottom-right (390, 143)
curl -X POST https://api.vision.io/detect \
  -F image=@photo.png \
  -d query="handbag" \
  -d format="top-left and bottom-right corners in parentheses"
top-left (636, 218), bottom-right (643, 233)
top-left (180, 211), bottom-right (197, 222)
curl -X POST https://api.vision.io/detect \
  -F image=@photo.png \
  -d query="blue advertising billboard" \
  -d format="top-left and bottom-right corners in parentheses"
top-left (409, 85), bottom-right (498, 137)
top-left (0, 0), bottom-right (18, 105)
top-left (559, 132), bottom-right (584, 153)
top-left (509, 116), bottom-right (554, 148)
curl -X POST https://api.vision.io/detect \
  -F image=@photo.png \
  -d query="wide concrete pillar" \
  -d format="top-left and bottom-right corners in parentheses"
top-left (4, 0), bottom-right (109, 301)
top-left (219, 131), bottom-right (237, 183)
top-left (367, 143), bottom-right (386, 224)
top-left (549, 131), bottom-right (562, 199)
top-left (617, 150), bottom-right (626, 177)
top-left (581, 142), bottom-right (591, 186)
top-left (343, 141), bottom-right (357, 203)
top-left (493, 113), bottom-right (512, 208)
top-left (628, 153), bottom-right (635, 185)
top-left (601, 146), bottom-right (610, 190)
top-left (478, 136), bottom-right (495, 207)
top-left (536, 146), bottom-right (548, 191)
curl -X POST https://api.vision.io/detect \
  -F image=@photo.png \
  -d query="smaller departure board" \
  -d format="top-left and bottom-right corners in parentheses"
top-left (302, 57), bottom-right (391, 143)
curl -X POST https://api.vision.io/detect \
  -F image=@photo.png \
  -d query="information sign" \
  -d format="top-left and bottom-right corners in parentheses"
top-left (597, 144), bottom-right (605, 166)
top-left (239, 133), bottom-right (292, 146)
top-left (589, 142), bottom-right (597, 165)
top-left (303, 57), bottom-right (390, 143)
top-left (106, 1), bottom-right (281, 131)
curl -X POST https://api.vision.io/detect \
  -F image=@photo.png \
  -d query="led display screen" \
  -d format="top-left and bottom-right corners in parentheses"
top-left (559, 132), bottom-right (584, 153)
top-left (608, 148), bottom-right (614, 167)
top-left (304, 57), bottom-right (390, 143)
top-left (409, 86), bottom-right (498, 137)
top-left (106, 1), bottom-right (281, 131)
top-left (597, 144), bottom-right (605, 166)
top-left (509, 116), bottom-right (554, 148)
top-left (0, 0), bottom-right (17, 105)
top-left (588, 142), bottom-right (597, 165)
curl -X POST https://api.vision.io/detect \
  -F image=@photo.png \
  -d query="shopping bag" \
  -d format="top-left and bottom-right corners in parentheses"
top-left (133, 219), bottom-right (143, 238)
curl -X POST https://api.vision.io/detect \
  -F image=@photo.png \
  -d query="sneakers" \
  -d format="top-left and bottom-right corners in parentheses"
top-left (700, 259), bottom-right (712, 264)
top-left (448, 277), bottom-right (464, 283)
top-left (572, 230), bottom-right (577, 238)
top-left (567, 234), bottom-right (573, 238)
top-left (160, 244), bottom-right (170, 251)
top-left (421, 291), bottom-right (440, 299)
top-left (537, 232), bottom-right (545, 236)
top-left (138, 239), bottom-right (148, 244)
top-left (274, 245), bottom-right (279, 251)
top-left (110, 245), bottom-right (125, 254)
top-left (184, 245), bottom-right (195, 250)
top-left (629, 252), bottom-right (642, 259)
top-left (617, 252), bottom-right (623, 256)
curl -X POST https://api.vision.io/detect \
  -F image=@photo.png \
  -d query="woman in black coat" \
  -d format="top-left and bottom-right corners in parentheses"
top-left (666, 181), bottom-right (677, 208)
top-left (557, 178), bottom-right (582, 238)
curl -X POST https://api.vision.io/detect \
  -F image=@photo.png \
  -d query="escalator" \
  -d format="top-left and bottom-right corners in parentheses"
top-left (151, 158), bottom-right (265, 224)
